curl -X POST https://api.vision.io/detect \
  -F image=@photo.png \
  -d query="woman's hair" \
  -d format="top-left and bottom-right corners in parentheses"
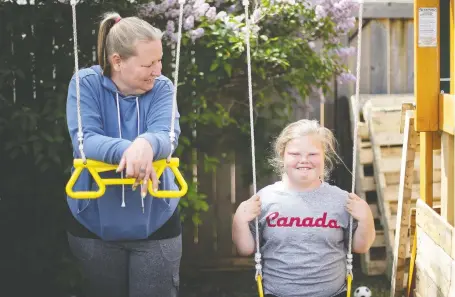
top-left (97, 12), bottom-right (163, 75)
top-left (269, 119), bottom-right (343, 180)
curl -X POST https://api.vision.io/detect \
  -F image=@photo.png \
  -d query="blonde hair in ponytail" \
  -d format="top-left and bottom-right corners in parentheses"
top-left (97, 12), bottom-right (163, 75)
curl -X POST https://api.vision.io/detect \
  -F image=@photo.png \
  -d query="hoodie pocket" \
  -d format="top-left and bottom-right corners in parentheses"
top-left (77, 199), bottom-right (91, 214)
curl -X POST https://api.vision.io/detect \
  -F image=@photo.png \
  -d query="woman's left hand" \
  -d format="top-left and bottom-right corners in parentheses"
top-left (117, 138), bottom-right (159, 197)
top-left (345, 193), bottom-right (373, 222)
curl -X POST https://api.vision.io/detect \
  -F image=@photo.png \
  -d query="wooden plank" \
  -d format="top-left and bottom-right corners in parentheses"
top-left (358, 122), bottom-right (369, 139)
top-left (370, 20), bottom-right (388, 94)
top-left (370, 203), bottom-right (380, 219)
top-left (406, 20), bottom-right (415, 93)
top-left (215, 158), bottom-right (235, 258)
top-left (388, 199), bottom-right (441, 216)
top-left (368, 109), bottom-right (404, 132)
top-left (383, 183), bottom-right (441, 202)
top-left (348, 23), bottom-right (371, 95)
top-left (379, 152), bottom-right (441, 174)
top-left (389, 19), bottom-right (408, 94)
top-left (391, 111), bottom-right (418, 297)
top-left (416, 199), bottom-right (454, 258)
top-left (439, 94), bottom-right (455, 136)
top-left (414, 0), bottom-right (440, 131)
top-left (373, 229), bottom-right (386, 247)
top-left (362, 176), bottom-right (376, 192)
top-left (416, 226), bottom-right (453, 296)
top-left (384, 167), bottom-right (441, 185)
top-left (415, 259), bottom-right (448, 297)
top-left (353, 2), bottom-right (413, 19)
top-left (362, 94), bottom-right (415, 111)
top-left (441, 133), bottom-right (455, 225)
top-left (360, 146), bottom-right (373, 164)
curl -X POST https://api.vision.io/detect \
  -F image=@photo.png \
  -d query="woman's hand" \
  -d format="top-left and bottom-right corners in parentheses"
top-left (345, 193), bottom-right (373, 223)
top-left (116, 138), bottom-right (159, 197)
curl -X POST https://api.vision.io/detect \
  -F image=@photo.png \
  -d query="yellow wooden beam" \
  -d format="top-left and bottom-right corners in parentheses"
top-left (451, 0), bottom-right (454, 94)
top-left (414, 0), bottom-right (440, 131)
top-left (420, 132), bottom-right (434, 207)
top-left (439, 94), bottom-right (455, 135)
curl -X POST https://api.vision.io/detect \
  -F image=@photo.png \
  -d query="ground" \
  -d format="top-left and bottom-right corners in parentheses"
top-left (179, 267), bottom-right (391, 297)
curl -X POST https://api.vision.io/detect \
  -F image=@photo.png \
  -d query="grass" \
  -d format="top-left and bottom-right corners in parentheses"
top-left (180, 267), bottom-right (391, 297)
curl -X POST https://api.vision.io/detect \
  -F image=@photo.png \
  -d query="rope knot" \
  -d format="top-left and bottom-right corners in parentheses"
top-left (254, 252), bottom-right (262, 263)
top-left (169, 131), bottom-right (176, 142)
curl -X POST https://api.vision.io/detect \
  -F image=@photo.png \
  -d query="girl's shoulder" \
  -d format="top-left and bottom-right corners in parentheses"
top-left (257, 181), bottom-right (289, 204)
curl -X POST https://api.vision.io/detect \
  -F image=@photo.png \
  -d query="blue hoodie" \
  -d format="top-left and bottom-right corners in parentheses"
top-left (66, 65), bottom-right (181, 241)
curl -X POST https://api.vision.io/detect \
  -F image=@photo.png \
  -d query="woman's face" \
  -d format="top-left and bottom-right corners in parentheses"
top-left (111, 39), bottom-right (163, 95)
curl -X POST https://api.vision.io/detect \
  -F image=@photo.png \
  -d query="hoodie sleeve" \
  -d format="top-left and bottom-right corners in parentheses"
top-left (138, 80), bottom-right (181, 161)
top-left (66, 73), bottom-right (131, 164)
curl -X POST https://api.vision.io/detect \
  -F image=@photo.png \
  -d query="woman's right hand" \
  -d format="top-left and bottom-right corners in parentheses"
top-left (235, 195), bottom-right (261, 223)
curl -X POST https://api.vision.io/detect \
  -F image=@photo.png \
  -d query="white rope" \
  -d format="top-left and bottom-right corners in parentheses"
top-left (242, 0), bottom-right (262, 281)
top-left (347, 0), bottom-right (364, 280)
top-left (70, 0), bottom-right (86, 163)
top-left (167, 0), bottom-right (186, 162)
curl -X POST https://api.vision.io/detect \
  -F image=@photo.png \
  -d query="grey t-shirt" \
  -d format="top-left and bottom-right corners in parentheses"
top-left (249, 181), bottom-right (358, 297)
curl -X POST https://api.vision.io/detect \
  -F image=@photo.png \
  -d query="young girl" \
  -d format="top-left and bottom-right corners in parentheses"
top-left (232, 119), bottom-right (375, 297)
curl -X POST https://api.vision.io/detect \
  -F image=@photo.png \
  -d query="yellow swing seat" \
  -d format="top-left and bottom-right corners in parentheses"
top-left (254, 268), bottom-right (352, 297)
top-left (65, 158), bottom-right (188, 199)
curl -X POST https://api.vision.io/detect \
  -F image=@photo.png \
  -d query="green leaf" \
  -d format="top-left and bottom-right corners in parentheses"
top-left (223, 63), bottom-right (232, 77)
top-left (209, 62), bottom-right (219, 71)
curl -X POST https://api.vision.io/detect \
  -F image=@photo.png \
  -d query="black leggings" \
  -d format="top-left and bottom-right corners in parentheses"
top-left (265, 291), bottom-right (347, 297)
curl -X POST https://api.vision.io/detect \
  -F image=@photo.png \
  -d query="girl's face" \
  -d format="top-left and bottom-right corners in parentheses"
top-left (283, 135), bottom-right (324, 190)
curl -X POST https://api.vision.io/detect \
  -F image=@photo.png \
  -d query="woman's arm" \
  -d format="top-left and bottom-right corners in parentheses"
top-left (138, 78), bottom-right (181, 161)
top-left (66, 72), bottom-right (131, 164)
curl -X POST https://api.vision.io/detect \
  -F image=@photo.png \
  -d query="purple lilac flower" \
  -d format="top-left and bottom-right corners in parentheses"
top-left (189, 28), bottom-right (205, 42)
top-left (184, 15), bottom-right (195, 30)
top-left (337, 72), bottom-right (356, 84)
top-left (206, 7), bottom-right (217, 22)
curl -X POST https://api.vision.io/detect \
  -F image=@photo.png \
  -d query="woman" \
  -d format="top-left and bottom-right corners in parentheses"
top-left (65, 12), bottom-right (182, 297)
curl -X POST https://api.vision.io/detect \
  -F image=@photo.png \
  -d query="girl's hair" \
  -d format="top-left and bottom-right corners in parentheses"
top-left (97, 12), bottom-right (163, 76)
top-left (270, 119), bottom-right (344, 180)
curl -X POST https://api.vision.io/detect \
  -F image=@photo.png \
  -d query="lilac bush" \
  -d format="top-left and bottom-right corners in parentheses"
top-left (138, 0), bottom-right (360, 224)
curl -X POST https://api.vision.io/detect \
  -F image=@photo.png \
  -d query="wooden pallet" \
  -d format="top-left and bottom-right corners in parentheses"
top-left (348, 95), bottom-right (387, 275)
top-left (362, 99), bottom-right (441, 279)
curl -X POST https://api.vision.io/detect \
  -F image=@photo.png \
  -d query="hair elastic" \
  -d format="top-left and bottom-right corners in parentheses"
top-left (115, 17), bottom-right (122, 24)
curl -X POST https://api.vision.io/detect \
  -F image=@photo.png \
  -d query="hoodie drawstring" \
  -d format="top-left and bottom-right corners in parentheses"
top-left (116, 93), bottom-right (140, 208)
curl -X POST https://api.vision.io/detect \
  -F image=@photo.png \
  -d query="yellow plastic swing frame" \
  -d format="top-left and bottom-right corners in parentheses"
top-left (255, 270), bottom-right (352, 297)
top-left (65, 158), bottom-right (188, 199)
